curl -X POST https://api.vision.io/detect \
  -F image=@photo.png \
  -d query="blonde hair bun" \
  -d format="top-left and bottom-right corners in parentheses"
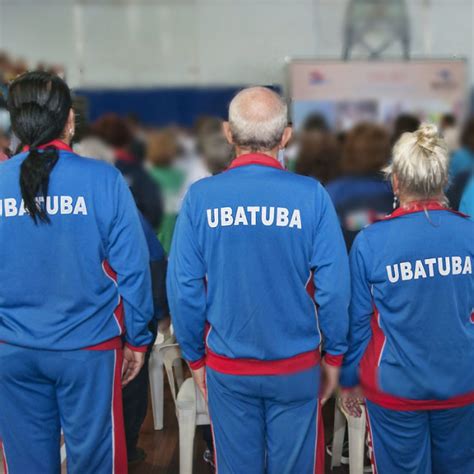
top-left (387, 122), bottom-right (449, 200)
top-left (415, 123), bottom-right (439, 152)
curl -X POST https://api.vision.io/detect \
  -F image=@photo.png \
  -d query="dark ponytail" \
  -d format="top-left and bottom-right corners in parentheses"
top-left (7, 71), bottom-right (72, 223)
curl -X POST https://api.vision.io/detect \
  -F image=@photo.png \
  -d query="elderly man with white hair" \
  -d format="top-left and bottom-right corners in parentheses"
top-left (167, 87), bottom-right (350, 473)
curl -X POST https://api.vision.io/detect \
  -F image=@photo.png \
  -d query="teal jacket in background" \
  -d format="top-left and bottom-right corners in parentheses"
top-left (450, 148), bottom-right (474, 180)
top-left (460, 176), bottom-right (474, 220)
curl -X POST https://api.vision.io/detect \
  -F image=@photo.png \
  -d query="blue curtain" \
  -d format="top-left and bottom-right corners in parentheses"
top-left (75, 86), bottom-right (280, 127)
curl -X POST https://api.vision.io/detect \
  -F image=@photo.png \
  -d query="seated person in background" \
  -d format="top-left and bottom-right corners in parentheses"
top-left (391, 113), bottom-right (420, 145)
top-left (125, 113), bottom-right (148, 164)
top-left (449, 117), bottom-right (474, 179)
top-left (93, 114), bottom-right (163, 229)
top-left (295, 128), bottom-right (341, 185)
top-left (439, 113), bottom-right (459, 153)
top-left (175, 116), bottom-right (222, 187)
top-left (447, 117), bottom-right (474, 209)
top-left (177, 115), bottom-right (234, 195)
top-left (326, 123), bottom-right (393, 250)
top-left (146, 128), bottom-right (185, 254)
top-left (123, 212), bottom-right (170, 464)
top-left (301, 113), bottom-right (330, 133)
top-left (74, 135), bottom-right (170, 464)
top-left (73, 128), bottom-right (116, 165)
top-left (195, 119), bottom-right (234, 176)
top-left (341, 124), bottom-right (474, 474)
top-left (287, 113), bottom-right (330, 172)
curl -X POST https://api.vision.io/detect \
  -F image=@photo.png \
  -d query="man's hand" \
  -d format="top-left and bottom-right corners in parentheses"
top-left (191, 366), bottom-right (207, 401)
top-left (320, 360), bottom-right (340, 405)
top-left (339, 386), bottom-right (365, 417)
top-left (122, 346), bottom-right (145, 386)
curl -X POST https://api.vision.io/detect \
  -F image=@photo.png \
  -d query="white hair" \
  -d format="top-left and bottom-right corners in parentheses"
top-left (73, 137), bottom-right (116, 164)
top-left (228, 87), bottom-right (288, 152)
top-left (385, 123), bottom-right (449, 200)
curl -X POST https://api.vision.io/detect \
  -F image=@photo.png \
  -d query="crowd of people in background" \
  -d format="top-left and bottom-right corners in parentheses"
top-left (0, 51), bottom-right (65, 101)
top-left (1, 93), bottom-right (474, 247)
top-left (64, 109), bottom-right (474, 250)
top-left (1, 52), bottom-right (473, 240)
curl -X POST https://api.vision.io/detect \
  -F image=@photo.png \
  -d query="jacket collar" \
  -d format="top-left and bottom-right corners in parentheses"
top-left (22, 139), bottom-right (73, 153)
top-left (227, 153), bottom-right (284, 171)
top-left (385, 200), bottom-right (468, 220)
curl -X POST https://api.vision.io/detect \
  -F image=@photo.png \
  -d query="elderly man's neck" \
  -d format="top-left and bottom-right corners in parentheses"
top-left (234, 146), bottom-right (279, 160)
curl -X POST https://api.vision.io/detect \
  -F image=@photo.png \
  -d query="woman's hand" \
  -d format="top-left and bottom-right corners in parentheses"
top-left (339, 386), bottom-right (365, 417)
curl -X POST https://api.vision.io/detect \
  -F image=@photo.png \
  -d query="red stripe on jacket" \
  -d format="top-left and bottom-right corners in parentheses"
top-left (83, 261), bottom-right (126, 351)
top-left (205, 348), bottom-right (321, 376)
top-left (103, 261), bottom-right (125, 333)
top-left (306, 272), bottom-right (343, 368)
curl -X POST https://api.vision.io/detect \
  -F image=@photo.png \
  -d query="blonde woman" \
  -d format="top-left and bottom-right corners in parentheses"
top-left (340, 124), bottom-right (474, 474)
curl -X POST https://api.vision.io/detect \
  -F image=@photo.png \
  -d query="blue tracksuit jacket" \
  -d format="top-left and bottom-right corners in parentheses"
top-left (167, 153), bottom-right (350, 372)
top-left (341, 202), bottom-right (474, 409)
top-left (0, 143), bottom-right (153, 351)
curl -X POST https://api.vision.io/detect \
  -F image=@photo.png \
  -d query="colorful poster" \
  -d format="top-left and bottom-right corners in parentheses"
top-left (288, 60), bottom-right (467, 130)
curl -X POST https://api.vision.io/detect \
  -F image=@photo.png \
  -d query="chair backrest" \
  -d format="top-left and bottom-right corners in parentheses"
top-left (159, 343), bottom-right (210, 425)
top-left (154, 325), bottom-right (174, 346)
top-left (159, 343), bottom-right (184, 404)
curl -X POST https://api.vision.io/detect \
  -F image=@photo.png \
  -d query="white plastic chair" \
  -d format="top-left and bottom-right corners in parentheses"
top-left (148, 327), bottom-right (182, 430)
top-left (331, 398), bottom-right (369, 474)
top-left (159, 344), bottom-right (210, 474)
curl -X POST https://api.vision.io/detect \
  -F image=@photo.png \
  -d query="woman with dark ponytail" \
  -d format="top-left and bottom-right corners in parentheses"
top-left (0, 72), bottom-right (153, 473)
top-left (9, 71), bottom-right (73, 222)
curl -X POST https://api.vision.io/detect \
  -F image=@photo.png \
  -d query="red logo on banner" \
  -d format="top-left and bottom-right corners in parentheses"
top-left (309, 70), bottom-right (327, 85)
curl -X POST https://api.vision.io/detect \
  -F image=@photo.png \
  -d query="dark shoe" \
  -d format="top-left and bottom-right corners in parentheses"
top-left (128, 447), bottom-right (147, 465)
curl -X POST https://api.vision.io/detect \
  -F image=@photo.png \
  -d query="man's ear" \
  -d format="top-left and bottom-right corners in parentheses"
top-left (280, 126), bottom-right (292, 149)
top-left (222, 121), bottom-right (234, 145)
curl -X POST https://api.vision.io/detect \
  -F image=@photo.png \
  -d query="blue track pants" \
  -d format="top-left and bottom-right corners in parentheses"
top-left (366, 400), bottom-right (474, 474)
top-left (206, 366), bottom-right (325, 474)
top-left (0, 344), bottom-right (127, 474)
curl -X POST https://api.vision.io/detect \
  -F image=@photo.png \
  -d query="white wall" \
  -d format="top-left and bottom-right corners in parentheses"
top-left (0, 0), bottom-right (472, 88)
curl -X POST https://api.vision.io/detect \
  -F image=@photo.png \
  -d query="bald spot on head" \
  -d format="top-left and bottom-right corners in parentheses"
top-left (228, 86), bottom-right (288, 153)
top-left (231, 87), bottom-right (284, 124)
